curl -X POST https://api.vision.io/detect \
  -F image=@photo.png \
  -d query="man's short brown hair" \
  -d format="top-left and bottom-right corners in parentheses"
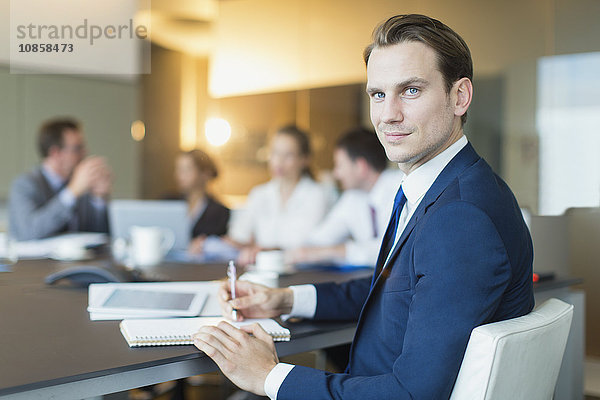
top-left (364, 14), bottom-right (473, 125)
top-left (38, 118), bottom-right (80, 158)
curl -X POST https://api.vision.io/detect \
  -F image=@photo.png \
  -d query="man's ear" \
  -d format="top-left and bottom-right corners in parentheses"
top-left (453, 77), bottom-right (473, 119)
top-left (355, 157), bottom-right (370, 174)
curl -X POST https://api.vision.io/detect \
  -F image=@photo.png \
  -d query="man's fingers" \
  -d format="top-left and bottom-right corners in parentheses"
top-left (218, 297), bottom-right (243, 321)
top-left (193, 326), bottom-right (240, 355)
top-left (230, 291), bottom-right (267, 310)
top-left (193, 326), bottom-right (247, 376)
top-left (80, 156), bottom-right (104, 169)
top-left (241, 323), bottom-right (274, 344)
top-left (220, 299), bottom-right (235, 320)
top-left (218, 280), bottom-right (231, 301)
top-left (218, 321), bottom-right (250, 342)
top-left (193, 336), bottom-right (223, 359)
top-left (193, 336), bottom-right (237, 374)
top-left (236, 279), bottom-right (267, 292)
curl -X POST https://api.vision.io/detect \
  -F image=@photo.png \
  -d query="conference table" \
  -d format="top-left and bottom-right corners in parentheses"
top-left (0, 257), bottom-right (371, 400)
top-left (0, 257), bottom-right (584, 400)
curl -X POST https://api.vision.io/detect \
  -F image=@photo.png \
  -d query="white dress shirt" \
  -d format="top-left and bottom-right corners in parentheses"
top-left (41, 165), bottom-right (76, 208)
top-left (228, 176), bottom-right (330, 250)
top-left (263, 136), bottom-right (469, 400)
top-left (306, 169), bottom-right (403, 266)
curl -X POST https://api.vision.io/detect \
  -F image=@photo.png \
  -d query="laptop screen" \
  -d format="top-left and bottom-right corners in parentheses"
top-left (108, 200), bottom-right (190, 251)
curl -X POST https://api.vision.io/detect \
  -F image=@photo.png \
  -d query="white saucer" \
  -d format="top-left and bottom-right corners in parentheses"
top-left (49, 249), bottom-right (94, 262)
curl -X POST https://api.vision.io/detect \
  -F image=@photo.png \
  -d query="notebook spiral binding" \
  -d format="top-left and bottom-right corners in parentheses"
top-left (120, 318), bottom-right (290, 347)
top-left (127, 332), bottom-right (289, 347)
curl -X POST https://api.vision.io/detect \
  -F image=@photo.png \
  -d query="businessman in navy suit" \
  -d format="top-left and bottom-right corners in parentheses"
top-left (193, 14), bottom-right (534, 399)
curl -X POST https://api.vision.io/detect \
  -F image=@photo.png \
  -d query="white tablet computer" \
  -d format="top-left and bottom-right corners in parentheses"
top-left (87, 286), bottom-right (208, 317)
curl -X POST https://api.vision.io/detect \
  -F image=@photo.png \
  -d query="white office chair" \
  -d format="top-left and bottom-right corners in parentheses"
top-left (450, 298), bottom-right (574, 400)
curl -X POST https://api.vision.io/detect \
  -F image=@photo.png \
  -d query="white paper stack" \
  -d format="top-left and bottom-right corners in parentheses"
top-left (3, 232), bottom-right (108, 260)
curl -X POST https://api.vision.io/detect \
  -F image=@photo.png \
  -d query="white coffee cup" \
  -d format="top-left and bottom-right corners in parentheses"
top-left (255, 250), bottom-right (287, 274)
top-left (239, 270), bottom-right (279, 288)
top-left (0, 232), bottom-right (18, 268)
top-left (130, 226), bottom-right (175, 268)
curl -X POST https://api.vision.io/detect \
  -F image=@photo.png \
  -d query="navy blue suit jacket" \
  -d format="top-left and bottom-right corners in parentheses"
top-left (278, 143), bottom-right (534, 399)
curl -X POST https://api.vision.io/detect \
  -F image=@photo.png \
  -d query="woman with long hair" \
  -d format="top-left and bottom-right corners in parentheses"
top-left (228, 125), bottom-right (329, 265)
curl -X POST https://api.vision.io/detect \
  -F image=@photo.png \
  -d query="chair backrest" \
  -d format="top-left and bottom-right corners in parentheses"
top-left (450, 298), bottom-right (574, 400)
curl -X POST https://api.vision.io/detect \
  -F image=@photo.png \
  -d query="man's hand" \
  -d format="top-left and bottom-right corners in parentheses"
top-left (67, 156), bottom-right (110, 197)
top-left (219, 279), bottom-right (294, 321)
top-left (90, 164), bottom-right (112, 199)
top-left (193, 321), bottom-right (278, 396)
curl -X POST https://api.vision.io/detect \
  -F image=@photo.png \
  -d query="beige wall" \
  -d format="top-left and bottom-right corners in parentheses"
top-left (204, 0), bottom-right (600, 213)
top-left (0, 67), bottom-right (140, 200)
top-left (0, 68), bottom-right (20, 198)
top-left (141, 49), bottom-right (362, 204)
top-left (503, 60), bottom-right (540, 212)
top-left (500, 0), bottom-right (600, 213)
top-left (140, 45), bottom-right (185, 199)
top-left (210, 0), bottom-right (554, 97)
top-left (142, 0), bottom-right (600, 211)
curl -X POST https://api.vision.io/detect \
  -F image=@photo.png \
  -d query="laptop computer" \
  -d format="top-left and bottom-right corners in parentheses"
top-left (109, 200), bottom-right (190, 251)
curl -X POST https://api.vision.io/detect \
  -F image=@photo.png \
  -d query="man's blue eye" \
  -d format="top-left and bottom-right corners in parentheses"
top-left (406, 88), bottom-right (419, 95)
top-left (374, 92), bottom-right (385, 99)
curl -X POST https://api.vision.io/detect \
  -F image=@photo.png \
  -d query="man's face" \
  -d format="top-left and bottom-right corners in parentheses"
top-left (333, 148), bottom-right (362, 191)
top-left (56, 129), bottom-right (86, 177)
top-left (367, 41), bottom-right (462, 174)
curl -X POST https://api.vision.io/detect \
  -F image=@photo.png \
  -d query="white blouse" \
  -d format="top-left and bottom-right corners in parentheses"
top-left (228, 176), bottom-right (330, 250)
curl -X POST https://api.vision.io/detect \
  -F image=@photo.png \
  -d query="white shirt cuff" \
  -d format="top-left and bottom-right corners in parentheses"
top-left (284, 284), bottom-right (317, 319)
top-left (264, 363), bottom-right (295, 400)
top-left (58, 188), bottom-right (76, 208)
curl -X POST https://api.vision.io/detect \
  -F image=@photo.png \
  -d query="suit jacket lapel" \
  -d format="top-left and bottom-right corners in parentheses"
top-left (33, 167), bottom-right (58, 200)
top-left (370, 143), bottom-right (481, 292)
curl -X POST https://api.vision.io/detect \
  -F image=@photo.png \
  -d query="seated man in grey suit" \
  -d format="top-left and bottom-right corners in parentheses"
top-left (9, 118), bottom-right (112, 240)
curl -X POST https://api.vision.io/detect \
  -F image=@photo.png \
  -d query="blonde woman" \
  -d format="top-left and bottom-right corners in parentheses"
top-left (228, 125), bottom-right (329, 265)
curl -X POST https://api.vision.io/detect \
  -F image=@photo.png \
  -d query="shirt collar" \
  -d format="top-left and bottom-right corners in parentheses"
top-left (41, 164), bottom-right (66, 191)
top-left (401, 135), bottom-right (468, 204)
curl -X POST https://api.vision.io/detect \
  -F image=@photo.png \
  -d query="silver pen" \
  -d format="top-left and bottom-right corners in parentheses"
top-left (227, 260), bottom-right (238, 320)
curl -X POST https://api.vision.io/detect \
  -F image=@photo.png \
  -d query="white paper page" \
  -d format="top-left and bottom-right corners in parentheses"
top-left (3, 232), bottom-right (108, 259)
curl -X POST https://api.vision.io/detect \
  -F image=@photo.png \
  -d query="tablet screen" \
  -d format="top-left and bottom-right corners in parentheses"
top-left (102, 289), bottom-right (196, 311)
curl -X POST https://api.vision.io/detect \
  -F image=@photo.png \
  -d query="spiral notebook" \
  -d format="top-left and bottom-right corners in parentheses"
top-left (120, 317), bottom-right (290, 347)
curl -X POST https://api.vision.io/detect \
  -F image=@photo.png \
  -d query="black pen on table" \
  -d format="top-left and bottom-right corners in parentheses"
top-left (227, 260), bottom-right (238, 320)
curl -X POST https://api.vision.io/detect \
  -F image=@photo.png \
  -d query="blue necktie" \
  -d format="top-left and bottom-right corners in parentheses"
top-left (370, 185), bottom-right (406, 290)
